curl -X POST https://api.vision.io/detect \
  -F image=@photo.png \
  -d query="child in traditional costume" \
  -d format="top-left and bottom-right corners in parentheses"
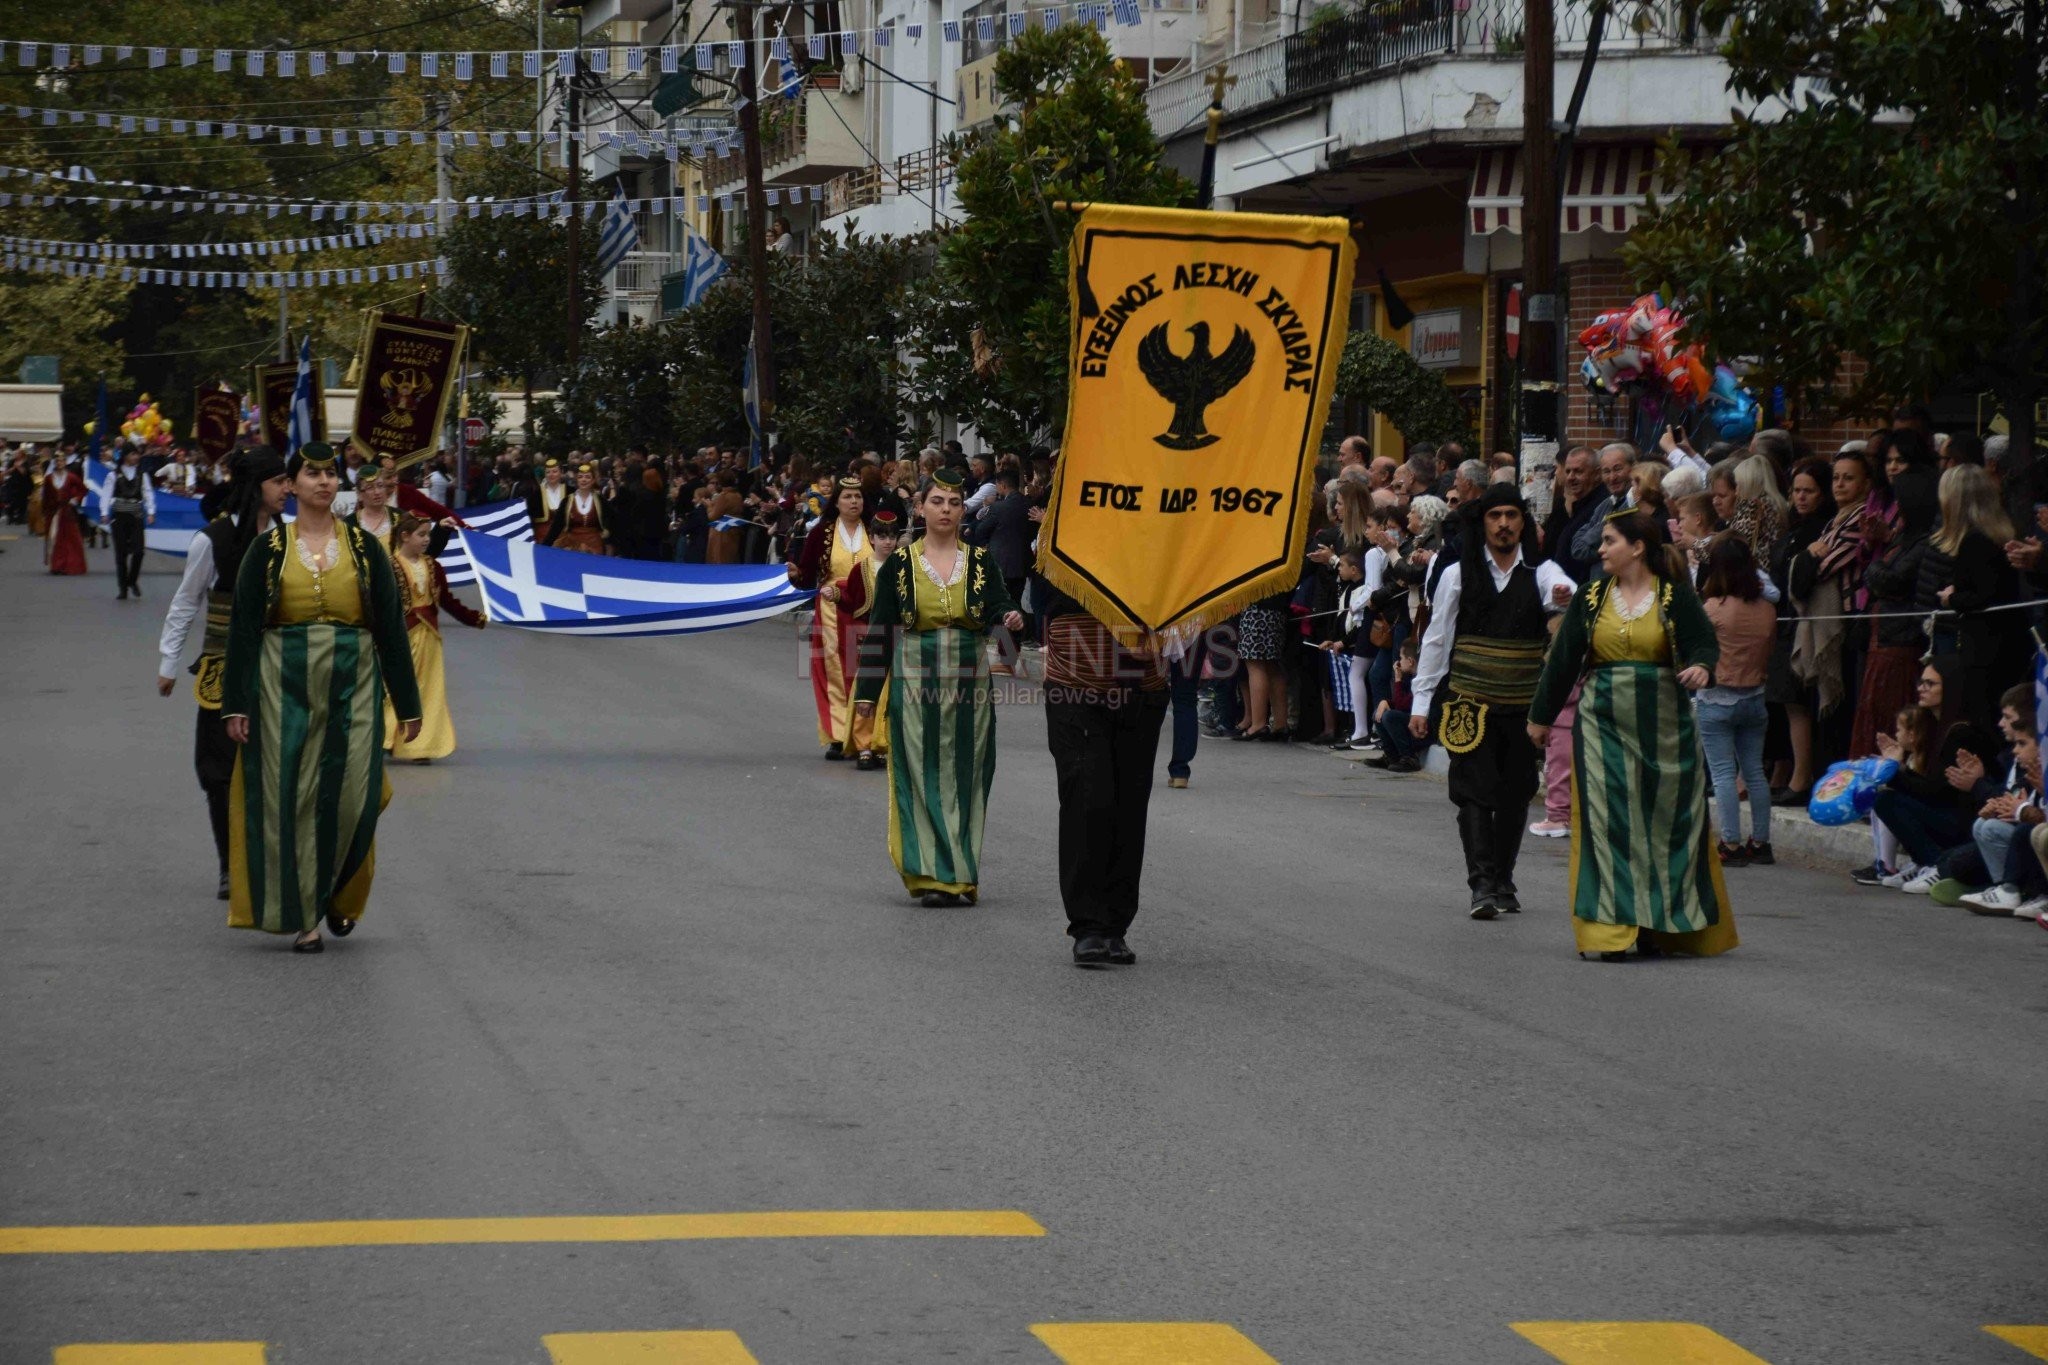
top-left (385, 513), bottom-right (486, 763)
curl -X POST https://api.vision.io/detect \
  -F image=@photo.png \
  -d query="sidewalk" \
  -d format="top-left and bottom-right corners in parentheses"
top-left (1314, 742), bottom-right (1868, 871)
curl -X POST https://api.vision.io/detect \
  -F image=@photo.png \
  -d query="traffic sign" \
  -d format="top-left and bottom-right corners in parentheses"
top-left (462, 416), bottom-right (487, 449)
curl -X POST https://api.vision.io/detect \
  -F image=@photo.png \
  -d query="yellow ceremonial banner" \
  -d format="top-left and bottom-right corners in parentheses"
top-left (1040, 204), bottom-right (1357, 641)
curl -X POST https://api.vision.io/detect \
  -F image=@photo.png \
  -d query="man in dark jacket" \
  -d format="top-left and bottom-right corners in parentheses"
top-left (1541, 446), bottom-right (1604, 584)
top-left (974, 469), bottom-right (1035, 624)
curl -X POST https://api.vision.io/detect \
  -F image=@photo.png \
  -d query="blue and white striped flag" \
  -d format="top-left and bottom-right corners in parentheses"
top-left (286, 334), bottom-right (317, 457)
top-left (680, 221), bottom-right (729, 307)
top-left (457, 530), bottom-right (811, 636)
top-left (434, 495), bottom-right (535, 586)
top-left (595, 183), bottom-right (638, 275)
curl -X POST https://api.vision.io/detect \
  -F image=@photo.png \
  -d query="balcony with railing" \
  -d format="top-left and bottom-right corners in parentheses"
top-left (702, 85), bottom-right (869, 197)
top-left (824, 165), bottom-right (885, 216)
top-left (610, 250), bottom-right (675, 299)
top-left (1145, 0), bottom-right (1724, 139)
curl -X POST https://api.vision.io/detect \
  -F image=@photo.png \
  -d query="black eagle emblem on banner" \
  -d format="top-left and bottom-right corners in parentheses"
top-left (1136, 322), bottom-right (1257, 450)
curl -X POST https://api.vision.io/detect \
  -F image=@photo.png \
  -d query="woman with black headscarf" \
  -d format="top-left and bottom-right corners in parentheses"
top-left (1767, 455), bottom-right (1836, 804)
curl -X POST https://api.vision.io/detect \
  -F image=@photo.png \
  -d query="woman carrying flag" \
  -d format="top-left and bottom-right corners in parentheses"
top-left (790, 476), bottom-right (873, 759)
top-left (853, 471), bottom-right (1022, 907)
top-left (221, 446), bottom-right (422, 952)
top-left (384, 513), bottom-right (487, 764)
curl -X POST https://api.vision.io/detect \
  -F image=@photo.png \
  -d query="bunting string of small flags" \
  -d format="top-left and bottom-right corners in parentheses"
top-left (5, 251), bottom-right (450, 289)
top-left (0, 185), bottom-right (825, 219)
top-left (0, 222), bottom-right (435, 260)
top-left (0, 10), bottom-right (1158, 77)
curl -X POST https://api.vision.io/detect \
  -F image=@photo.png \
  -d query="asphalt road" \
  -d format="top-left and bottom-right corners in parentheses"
top-left (3, 536), bottom-right (2045, 1365)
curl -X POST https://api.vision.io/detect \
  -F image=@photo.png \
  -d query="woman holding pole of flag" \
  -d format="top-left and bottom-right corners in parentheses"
top-left (221, 444), bottom-right (422, 952)
top-left (853, 470), bottom-right (1024, 907)
top-left (790, 476), bottom-right (874, 760)
top-left (384, 513), bottom-right (486, 764)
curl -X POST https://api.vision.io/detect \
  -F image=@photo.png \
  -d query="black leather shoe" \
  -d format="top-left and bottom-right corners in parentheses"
top-left (825, 743), bottom-right (847, 761)
top-left (216, 872), bottom-right (230, 901)
top-left (920, 891), bottom-right (962, 908)
top-left (324, 911), bottom-right (356, 937)
top-left (1104, 936), bottom-right (1137, 965)
top-left (855, 751), bottom-right (878, 771)
top-left (1072, 934), bottom-right (1115, 966)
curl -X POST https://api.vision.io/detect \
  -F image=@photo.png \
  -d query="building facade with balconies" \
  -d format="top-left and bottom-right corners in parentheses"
top-left (1142, 0), bottom-right (1743, 457)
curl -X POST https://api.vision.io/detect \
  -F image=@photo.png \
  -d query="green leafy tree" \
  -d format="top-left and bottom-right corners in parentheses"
top-left (440, 204), bottom-right (605, 438)
top-left (1626, 0), bottom-right (2045, 456)
top-left (1335, 333), bottom-right (1472, 445)
top-left (921, 25), bottom-right (1193, 443)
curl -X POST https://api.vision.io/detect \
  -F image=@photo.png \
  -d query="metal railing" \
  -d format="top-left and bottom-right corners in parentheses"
top-left (704, 98), bottom-right (807, 194)
top-left (611, 250), bottom-right (674, 297)
top-left (825, 165), bottom-right (884, 216)
top-left (895, 144), bottom-right (955, 195)
top-left (1145, 0), bottom-right (1723, 137)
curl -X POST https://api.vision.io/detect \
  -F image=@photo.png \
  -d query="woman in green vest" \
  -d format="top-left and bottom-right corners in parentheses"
top-left (221, 444), bottom-right (423, 952)
top-left (853, 469), bottom-right (1023, 907)
top-left (1528, 508), bottom-right (1738, 961)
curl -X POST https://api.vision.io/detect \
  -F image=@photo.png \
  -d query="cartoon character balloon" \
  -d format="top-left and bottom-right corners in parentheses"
top-left (1577, 295), bottom-right (1754, 436)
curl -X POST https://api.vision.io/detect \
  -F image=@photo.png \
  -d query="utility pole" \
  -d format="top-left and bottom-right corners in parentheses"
top-left (733, 0), bottom-right (777, 416)
top-left (431, 93), bottom-right (452, 240)
top-left (1517, 0), bottom-right (1561, 492)
top-left (276, 288), bottom-right (289, 362)
top-left (565, 46), bottom-right (584, 366)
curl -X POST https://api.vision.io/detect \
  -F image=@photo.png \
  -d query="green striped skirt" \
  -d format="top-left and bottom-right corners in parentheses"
top-left (1567, 660), bottom-right (1729, 934)
top-left (228, 622), bottom-right (389, 934)
top-left (885, 626), bottom-right (995, 897)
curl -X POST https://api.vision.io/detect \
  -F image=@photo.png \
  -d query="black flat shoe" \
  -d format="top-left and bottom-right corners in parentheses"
top-left (1769, 786), bottom-right (1811, 808)
top-left (825, 743), bottom-right (846, 761)
top-left (291, 934), bottom-right (323, 954)
top-left (324, 912), bottom-right (355, 937)
top-left (216, 872), bottom-right (230, 902)
top-left (920, 891), bottom-right (962, 908)
top-left (1259, 728), bottom-right (1292, 742)
top-left (1596, 950), bottom-right (1629, 963)
top-left (1231, 727), bottom-right (1269, 742)
top-left (1104, 936), bottom-right (1137, 965)
top-left (1072, 934), bottom-right (1115, 966)
top-left (1745, 840), bottom-right (1775, 865)
top-left (855, 751), bottom-right (879, 771)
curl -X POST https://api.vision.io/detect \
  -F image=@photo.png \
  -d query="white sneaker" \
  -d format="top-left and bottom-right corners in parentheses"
top-left (1528, 820), bottom-right (1569, 838)
top-left (1879, 862), bottom-right (1919, 889)
top-left (2014, 895), bottom-right (2048, 920)
top-left (1900, 866), bottom-right (1942, 894)
top-left (1961, 884), bottom-right (2026, 914)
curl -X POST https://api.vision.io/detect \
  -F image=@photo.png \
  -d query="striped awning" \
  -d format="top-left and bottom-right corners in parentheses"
top-left (1468, 145), bottom-right (1682, 236)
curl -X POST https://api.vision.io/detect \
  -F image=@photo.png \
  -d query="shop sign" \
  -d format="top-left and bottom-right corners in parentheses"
top-left (1410, 308), bottom-right (1476, 369)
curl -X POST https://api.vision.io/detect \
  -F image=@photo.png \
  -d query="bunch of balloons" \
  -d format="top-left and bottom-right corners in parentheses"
top-left (118, 395), bottom-right (172, 448)
top-left (1577, 293), bottom-right (1758, 442)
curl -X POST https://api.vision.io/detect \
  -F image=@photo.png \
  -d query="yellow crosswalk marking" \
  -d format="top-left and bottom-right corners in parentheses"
top-left (1512, 1322), bottom-right (1771, 1364)
top-left (1987, 1326), bottom-right (2048, 1359)
top-left (53, 1347), bottom-right (267, 1364)
top-left (542, 1331), bottom-right (761, 1363)
top-left (1030, 1322), bottom-right (1279, 1363)
top-left (0, 1209), bottom-right (1045, 1255)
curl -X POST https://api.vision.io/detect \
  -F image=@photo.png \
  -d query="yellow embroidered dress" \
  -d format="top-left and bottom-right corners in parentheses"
top-left (851, 543), bottom-right (1017, 899)
top-left (1530, 575), bottom-right (1737, 957)
top-left (221, 524), bottom-right (420, 933)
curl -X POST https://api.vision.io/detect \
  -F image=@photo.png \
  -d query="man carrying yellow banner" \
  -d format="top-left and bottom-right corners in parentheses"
top-left (1038, 204), bottom-right (1355, 967)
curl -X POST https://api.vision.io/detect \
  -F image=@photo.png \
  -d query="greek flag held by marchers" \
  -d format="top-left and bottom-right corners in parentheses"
top-left (458, 529), bottom-right (811, 637)
top-left (1039, 204), bottom-right (1356, 642)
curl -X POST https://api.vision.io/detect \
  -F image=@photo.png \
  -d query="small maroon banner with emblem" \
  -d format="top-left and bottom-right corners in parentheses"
top-left (192, 386), bottom-right (243, 460)
top-left (248, 362), bottom-right (324, 451)
top-left (348, 311), bottom-right (468, 469)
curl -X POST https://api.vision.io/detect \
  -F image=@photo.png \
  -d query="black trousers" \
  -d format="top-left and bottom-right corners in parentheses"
top-left (196, 705), bottom-right (235, 873)
top-left (112, 512), bottom-right (145, 591)
top-left (1445, 704), bottom-right (1539, 895)
top-left (1045, 690), bottom-right (1168, 938)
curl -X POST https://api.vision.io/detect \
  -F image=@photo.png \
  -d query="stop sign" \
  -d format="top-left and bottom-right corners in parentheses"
top-left (462, 416), bottom-right (487, 449)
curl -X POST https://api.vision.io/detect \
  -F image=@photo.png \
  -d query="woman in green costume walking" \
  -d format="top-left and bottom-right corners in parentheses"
top-left (1527, 508), bottom-right (1738, 961)
top-left (221, 444), bottom-right (422, 952)
top-left (853, 469), bottom-right (1023, 907)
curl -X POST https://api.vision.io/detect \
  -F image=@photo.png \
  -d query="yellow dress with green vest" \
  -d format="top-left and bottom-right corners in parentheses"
top-left (221, 522), bottom-right (421, 933)
top-left (1531, 574), bottom-right (1737, 957)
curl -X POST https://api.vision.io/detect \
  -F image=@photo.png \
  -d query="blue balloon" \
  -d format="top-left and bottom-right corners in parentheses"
top-left (1807, 757), bottom-right (1900, 826)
